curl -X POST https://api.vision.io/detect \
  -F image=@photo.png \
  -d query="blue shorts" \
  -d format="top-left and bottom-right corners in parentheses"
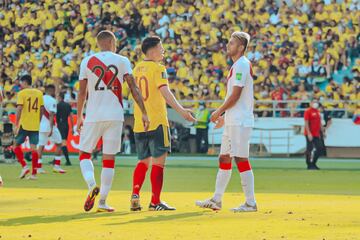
top-left (15, 127), bottom-right (39, 146)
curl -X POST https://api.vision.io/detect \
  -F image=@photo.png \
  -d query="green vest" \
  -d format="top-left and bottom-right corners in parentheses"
top-left (195, 109), bottom-right (209, 129)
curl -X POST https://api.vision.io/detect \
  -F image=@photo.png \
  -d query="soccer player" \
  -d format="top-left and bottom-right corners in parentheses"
top-left (196, 32), bottom-right (257, 212)
top-left (130, 36), bottom-right (196, 211)
top-left (57, 92), bottom-right (74, 166)
top-left (77, 30), bottom-right (149, 212)
top-left (37, 84), bottom-right (66, 174)
top-left (14, 75), bottom-right (44, 180)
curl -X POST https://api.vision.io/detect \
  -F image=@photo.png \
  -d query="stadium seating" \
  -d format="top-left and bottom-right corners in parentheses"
top-left (0, 0), bottom-right (359, 117)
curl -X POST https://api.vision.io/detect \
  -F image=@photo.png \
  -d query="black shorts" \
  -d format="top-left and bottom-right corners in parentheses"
top-left (134, 125), bottom-right (171, 160)
top-left (15, 127), bottom-right (39, 145)
top-left (58, 124), bottom-right (69, 140)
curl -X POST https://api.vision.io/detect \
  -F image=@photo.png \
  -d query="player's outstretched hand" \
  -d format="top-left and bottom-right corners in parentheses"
top-left (0, 175), bottom-right (3, 187)
top-left (210, 109), bottom-right (222, 123)
top-left (77, 116), bottom-right (84, 133)
top-left (181, 109), bottom-right (196, 122)
top-left (214, 115), bottom-right (224, 129)
top-left (142, 114), bottom-right (150, 131)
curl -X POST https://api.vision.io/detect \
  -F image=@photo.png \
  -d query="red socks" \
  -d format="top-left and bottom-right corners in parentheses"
top-left (236, 160), bottom-right (252, 173)
top-left (132, 162), bottom-right (149, 196)
top-left (31, 151), bottom-right (39, 175)
top-left (151, 165), bottom-right (164, 205)
top-left (14, 146), bottom-right (26, 168)
top-left (219, 162), bottom-right (232, 170)
top-left (54, 157), bottom-right (61, 167)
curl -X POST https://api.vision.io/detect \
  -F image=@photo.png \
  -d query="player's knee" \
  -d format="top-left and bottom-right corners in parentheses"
top-left (219, 155), bottom-right (232, 170)
top-left (139, 159), bottom-right (150, 167)
top-left (219, 154), bottom-right (231, 163)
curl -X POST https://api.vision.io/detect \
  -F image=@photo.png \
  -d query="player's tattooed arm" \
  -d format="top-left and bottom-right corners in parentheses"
top-left (210, 86), bottom-right (243, 122)
top-left (159, 85), bottom-right (196, 122)
top-left (124, 74), bottom-right (150, 130)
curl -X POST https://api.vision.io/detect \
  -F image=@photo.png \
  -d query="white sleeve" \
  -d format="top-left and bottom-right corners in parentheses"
top-left (123, 57), bottom-right (133, 75)
top-left (233, 63), bottom-right (247, 87)
top-left (79, 58), bottom-right (88, 80)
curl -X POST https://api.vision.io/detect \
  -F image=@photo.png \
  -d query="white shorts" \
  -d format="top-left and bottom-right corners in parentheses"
top-left (220, 126), bottom-right (252, 158)
top-left (39, 127), bottom-right (62, 146)
top-left (79, 121), bottom-right (123, 155)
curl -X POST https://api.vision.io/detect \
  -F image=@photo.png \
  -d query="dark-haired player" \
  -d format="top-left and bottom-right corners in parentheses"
top-left (130, 36), bottom-right (196, 211)
top-left (37, 84), bottom-right (66, 174)
top-left (14, 75), bottom-right (44, 180)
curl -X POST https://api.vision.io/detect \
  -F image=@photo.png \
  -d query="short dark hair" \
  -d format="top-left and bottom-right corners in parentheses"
top-left (20, 75), bottom-right (32, 86)
top-left (141, 36), bottom-right (161, 54)
top-left (45, 84), bottom-right (55, 91)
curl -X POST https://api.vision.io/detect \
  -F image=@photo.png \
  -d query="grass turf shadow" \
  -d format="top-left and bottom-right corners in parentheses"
top-left (106, 211), bottom-right (206, 226)
top-left (0, 211), bottom-right (131, 226)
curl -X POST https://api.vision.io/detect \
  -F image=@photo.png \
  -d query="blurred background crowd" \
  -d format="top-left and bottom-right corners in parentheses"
top-left (0, 0), bottom-right (359, 120)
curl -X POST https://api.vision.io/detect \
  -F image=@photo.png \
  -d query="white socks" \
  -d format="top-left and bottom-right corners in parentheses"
top-left (99, 168), bottom-right (115, 204)
top-left (239, 170), bottom-right (256, 206)
top-left (80, 160), bottom-right (96, 191)
top-left (213, 169), bottom-right (232, 202)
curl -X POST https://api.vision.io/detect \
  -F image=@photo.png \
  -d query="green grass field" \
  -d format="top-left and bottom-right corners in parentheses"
top-left (1, 156), bottom-right (360, 240)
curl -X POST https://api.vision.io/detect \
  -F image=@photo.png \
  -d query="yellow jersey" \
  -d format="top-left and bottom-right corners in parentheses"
top-left (133, 61), bottom-right (169, 133)
top-left (17, 88), bottom-right (44, 131)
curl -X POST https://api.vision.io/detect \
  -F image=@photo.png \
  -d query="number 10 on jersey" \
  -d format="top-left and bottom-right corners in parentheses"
top-left (135, 76), bottom-right (149, 101)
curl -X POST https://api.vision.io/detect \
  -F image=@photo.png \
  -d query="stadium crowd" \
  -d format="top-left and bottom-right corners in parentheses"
top-left (0, 0), bottom-right (359, 118)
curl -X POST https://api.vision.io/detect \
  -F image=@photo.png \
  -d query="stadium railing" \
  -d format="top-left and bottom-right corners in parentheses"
top-left (2, 100), bottom-right (359, 118)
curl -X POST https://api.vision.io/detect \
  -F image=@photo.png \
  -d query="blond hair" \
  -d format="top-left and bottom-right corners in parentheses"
top-left (231, 31), bottom-right (251, 52)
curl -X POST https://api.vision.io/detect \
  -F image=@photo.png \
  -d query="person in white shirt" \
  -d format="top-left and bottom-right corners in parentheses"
top-left (196, 31), bottom-right (257, 212)
top-left (38, 84), bottom-right (66, 175)
top-left (77, 30), bottom-right (149, 213)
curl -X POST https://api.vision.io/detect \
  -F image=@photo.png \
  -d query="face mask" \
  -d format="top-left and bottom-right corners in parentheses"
top-left (312, 102), bottom-right (319, 109)
top-left (199, 105), bottom-right (205, 110)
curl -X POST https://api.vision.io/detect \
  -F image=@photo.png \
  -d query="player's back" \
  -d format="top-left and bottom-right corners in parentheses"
top-left (79, 51), bottom-right (132, 123)
top-left (17, 88), bottom-right (44, 131)
top-left (133, 60), bottom-right (169, 133)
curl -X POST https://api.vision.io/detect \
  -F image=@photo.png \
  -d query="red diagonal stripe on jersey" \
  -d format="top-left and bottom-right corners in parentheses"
top-left (87, 56), bottom-right (123, 107)
top-left (44, 109), bottom-right (50, 119)
top-left (43, 109), bottom-right (57, 125)
top-left (227, 68), bottom-right (233, 80)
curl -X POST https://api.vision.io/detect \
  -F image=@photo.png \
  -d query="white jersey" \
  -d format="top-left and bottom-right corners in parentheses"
top-left (224, 56), bottom-right (254, 127)
top-left (40, 95), bottom-right (57, 133)
top-left (79, 51), bottom-right (132, 123)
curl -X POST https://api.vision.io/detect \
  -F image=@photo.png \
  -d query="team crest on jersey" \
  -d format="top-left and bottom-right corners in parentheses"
top-left (161, 71), bottom-right (168, 79)
top-left (236, 73), bottom-right (242, 82)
